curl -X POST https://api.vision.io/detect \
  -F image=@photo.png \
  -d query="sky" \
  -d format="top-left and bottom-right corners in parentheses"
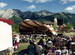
top-left (0, 0), bottom-right (75, 13)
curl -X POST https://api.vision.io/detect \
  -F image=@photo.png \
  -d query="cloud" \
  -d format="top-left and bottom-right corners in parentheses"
top-left (23, 0), bottom-right (33, 3)
top-left (23, 0), bottom-right (52, 3)
top-left (27, 5), bottom-right (36, 9)
top-left (61, 0), bottom-right (75, 4)
top-left (35, 0), bottom-right (53, 3)
top-left (65, 5), bottom-right (75, 12)
top-left (0, 2), bottom-right (7, 8)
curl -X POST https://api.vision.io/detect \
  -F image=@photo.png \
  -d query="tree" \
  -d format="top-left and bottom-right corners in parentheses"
top-left (66, 22), bottom-right (74, 30)
top-left (12, 23), bottom-right (19, 33)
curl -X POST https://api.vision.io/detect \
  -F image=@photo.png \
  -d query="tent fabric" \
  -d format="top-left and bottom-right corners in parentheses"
top-left (20, 19), bottom-right (57, 35)
top-left (0, 18), bottom-right (12, 51)
top-left (20, 19), bottom-right (46, 32)
top-left (21, 19), bottom-right (43, 28)
top-left (0, 18), bottom-right (12, 25)
top-left (44, 25), bottom-right (57, 35)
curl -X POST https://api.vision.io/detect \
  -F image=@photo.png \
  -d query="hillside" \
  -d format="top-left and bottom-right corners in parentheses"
top-left (0, 9), bottom-right (75, 24)
top-left (0, 9), bottom-right (75, 32)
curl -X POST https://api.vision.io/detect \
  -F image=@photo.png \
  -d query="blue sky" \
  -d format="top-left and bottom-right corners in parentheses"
top-left (0, 0), bottom-right (75, 13)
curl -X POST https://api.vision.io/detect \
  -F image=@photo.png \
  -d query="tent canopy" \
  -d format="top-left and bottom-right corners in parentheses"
top-left (19, 19), bottom-right (57, 35)
top-left (0, 18), bottom-right (12, 25)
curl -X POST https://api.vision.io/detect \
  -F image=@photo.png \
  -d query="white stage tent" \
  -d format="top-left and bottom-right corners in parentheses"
top-left (0, 18), bottom-right (13, 51)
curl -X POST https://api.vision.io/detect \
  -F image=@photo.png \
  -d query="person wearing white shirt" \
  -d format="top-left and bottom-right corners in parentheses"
top-left (14, 34), bottom-right (20, 49)
top-left (15, 34), bottom-right (20, 43)
top-left (62, 46), bottom-right (68, 55)
top-left (55, 47), bottom-right (61, 55)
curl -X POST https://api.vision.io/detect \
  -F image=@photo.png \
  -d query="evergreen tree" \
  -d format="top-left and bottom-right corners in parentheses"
top-left (66, 22), bottom-right (74, 30)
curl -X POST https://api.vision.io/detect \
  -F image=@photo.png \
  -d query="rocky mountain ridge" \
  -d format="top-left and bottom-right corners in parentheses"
top-left (0, 9), bottom-right (75, 24)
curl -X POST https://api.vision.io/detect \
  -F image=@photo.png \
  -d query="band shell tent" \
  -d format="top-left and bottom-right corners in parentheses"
top-left (19, 19), bottom-right (57, 35)
top-left (0, 18), bottom-right (12, 51)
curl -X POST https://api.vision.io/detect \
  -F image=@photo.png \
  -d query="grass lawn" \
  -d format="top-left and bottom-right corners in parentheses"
top-left (18, 43), bottom-right (29, 51)
top-left (63, 32), bottom-right (75, 37)
top-left (13, 43), bottom-right (29, 55)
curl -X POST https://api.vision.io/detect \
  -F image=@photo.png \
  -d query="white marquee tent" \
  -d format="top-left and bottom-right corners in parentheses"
top-left (0, 18), bottom-right (13, 51)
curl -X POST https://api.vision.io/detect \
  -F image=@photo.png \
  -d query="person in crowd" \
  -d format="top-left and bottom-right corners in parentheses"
top-left (13, 35), bottom-right (17, 51)
top-left (14, 34), bottom-right (20, 49)
top-left (6, 47), bottom-right (14, 55)
top-left (33, 42), bottom-right (38, 55)
top-left (70, 42), bottom-right (75, 55)
top-left (27, 40), bottom-right (35, 55)
top-left (38, 45), bottom-right (43, 55)
top-left (47, 41), bottom-right (53, 48)
top-left (46, 47), bottom-right (53, 55)
top-left (54, 47), bottom-right (62, 55)
top-left (34, 41), bottom-right (45, 55)
top-left (52, 45), bottom-right (57, 53)
top-left (38, 39), bottom-right (44, 47)
top-left (61, 46), bottom-right (68, 55)
top-left (68, 49), bottom-right (72, 55)
top-left (44, 41), bottom-right (53, 55)
top-left (46, 39), bottom-right (51, 44)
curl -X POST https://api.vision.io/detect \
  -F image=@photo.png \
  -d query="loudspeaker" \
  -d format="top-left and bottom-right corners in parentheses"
top-left (57, 19), bottom-right (63, 25)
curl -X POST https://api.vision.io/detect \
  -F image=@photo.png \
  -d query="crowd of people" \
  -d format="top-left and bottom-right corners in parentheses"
top-left (12, 34), bottom-right (75, 55)
top-left (26, 34), bottom-right (75, 55)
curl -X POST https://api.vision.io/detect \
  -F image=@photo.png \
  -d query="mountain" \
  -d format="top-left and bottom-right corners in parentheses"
top-left (0, 9), bottom-right (75, 24)
top-left (37, 10), bottom-right (53, 16)
top-left (1, 9), bottom-right (75, 32)
top-left (53, 12), bottom-right (75, 24)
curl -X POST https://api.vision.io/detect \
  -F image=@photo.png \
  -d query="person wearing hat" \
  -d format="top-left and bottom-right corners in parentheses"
top-left (14, 34), bottom-right (20, 51)
top-left (44, 41), bottom-right (53, 55)
top-left (47, 41), bottom-right (53, 48)
top-left (61, 46), bottom-right (68, 55)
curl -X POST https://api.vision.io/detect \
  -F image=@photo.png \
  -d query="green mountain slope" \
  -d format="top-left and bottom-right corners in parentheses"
top-left (11, 15), bottom-right (22, 32)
